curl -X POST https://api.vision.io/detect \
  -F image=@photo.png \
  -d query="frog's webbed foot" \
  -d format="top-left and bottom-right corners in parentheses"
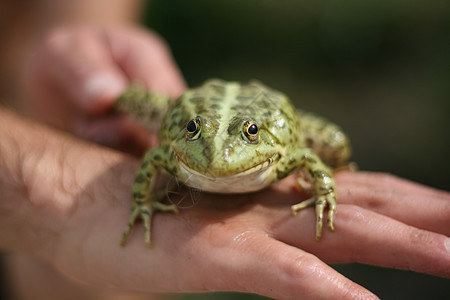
top-left (121, 198), bottom-right (179, 248)
top-left (285, 150), bottom-right (338, 241)
top-left (291, 192), bottom-right (336, 240)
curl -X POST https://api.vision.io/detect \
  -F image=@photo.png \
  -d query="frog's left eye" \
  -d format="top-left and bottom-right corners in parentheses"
top-left (186, 117), bottom-right (201, 140)
top-left (242, 120), bottom-right (259, 143)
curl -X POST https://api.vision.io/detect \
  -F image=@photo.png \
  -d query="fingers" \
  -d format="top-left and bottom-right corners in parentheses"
top-left (61, 210), bottom-right (376, 299)
top-left (274, 204), bottom-right (450, 278)
top-left (105, 26), bottom-right (187, 98)
top-left (73, 116), bottom-right (157, 155)
top-left (25, 25), bottom-right (187, 152)
top-left (335, 172), bottom-right (450, 236)
top-left (336, 171), bottom-right (450, 200)
top-left (28, 25), bottom-right (187, 115)
top-left (33, 27), bottom-right (128, 113)
top-left (170, 231), bottom-right (378, 300)
top-left (232, 237), bottom-right (377, 299)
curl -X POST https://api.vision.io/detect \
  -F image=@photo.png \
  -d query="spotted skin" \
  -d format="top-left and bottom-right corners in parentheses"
top-left (116, 84), bottom-right (170, 131)
top-left (120, 147), bottom-right (179, 247)
top-left (116, 79), bottom-right (351, 247)
top-left (298, 110), bottom-right (351, 168)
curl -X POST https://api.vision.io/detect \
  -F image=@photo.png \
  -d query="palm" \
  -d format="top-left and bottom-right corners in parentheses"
top-left (46, 164), bottom-right (449, 299)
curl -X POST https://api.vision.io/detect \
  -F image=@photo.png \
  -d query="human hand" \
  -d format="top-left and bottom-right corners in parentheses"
top-left (0, 109), bottom-right (372, 299)
top-left (23, 25), bottom-right (186, 154)
top-left (2, 110), bottom-right (449, 300)
top-left (278, 171), bottom-right (450, 273)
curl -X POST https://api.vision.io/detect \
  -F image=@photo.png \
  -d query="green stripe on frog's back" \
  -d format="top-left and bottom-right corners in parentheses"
top-left (191, 80), bottom-right (243, 167)
top-left (201, 80), bottom-right (287, 160)
top-left (162, 80), bottom-right (301, 173)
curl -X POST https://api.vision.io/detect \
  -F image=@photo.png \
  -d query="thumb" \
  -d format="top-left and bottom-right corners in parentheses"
top-left (39, 27), bottom-right (128, 114)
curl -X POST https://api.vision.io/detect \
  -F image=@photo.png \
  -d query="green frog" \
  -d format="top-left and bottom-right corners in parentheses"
top-left (116, 79), bottom-right (351, 247)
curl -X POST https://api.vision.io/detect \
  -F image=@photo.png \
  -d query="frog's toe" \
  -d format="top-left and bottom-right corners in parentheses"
top-left (291, 192), bottom-right (336, 241)
top-left (153, 201), bottom-right (180, 214)
top-left (120, 201), bottom-right (154, 247)
top-left (121, 200), bottom-right (179, 247)
top-left (291, 197), bottom-right (315, 215)
top-left (315, 196), bottom-right (326, 241)
top-left (315, 192), bottom-right (337, 240)
top-left (143, 201), bottom-right (179, 247)
top-left (140, 204), bottom-right (153, 248)
top-left (291, 197), bottom-right (325, 240)
top-left (120, 203), bottom-right (140, 246)
top-left (327, 197), bottom-right (336, 232)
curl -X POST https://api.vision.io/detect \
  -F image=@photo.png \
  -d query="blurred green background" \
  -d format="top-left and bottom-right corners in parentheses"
top-left (143, 0), bottom-right (449, 299)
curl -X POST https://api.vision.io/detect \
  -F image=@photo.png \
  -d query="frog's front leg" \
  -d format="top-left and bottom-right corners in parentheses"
top-left (121, 147), bottom-right (179, 248)
top-left (278, 149), bottom-right (337, 241)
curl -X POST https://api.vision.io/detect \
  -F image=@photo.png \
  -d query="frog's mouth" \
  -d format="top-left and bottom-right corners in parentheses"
top-left (175, 153), bottom-right (280, 193)
top-left (175, 153), bottom-right (280, 179)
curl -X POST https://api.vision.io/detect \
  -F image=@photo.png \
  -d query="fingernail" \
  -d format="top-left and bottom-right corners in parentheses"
top-left (81, 73), bottom-right (126, 109)
top-left (446, 237), bottom-right (450, 253)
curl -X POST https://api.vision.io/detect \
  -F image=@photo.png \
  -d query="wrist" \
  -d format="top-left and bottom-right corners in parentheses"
top-left (0, 109), bottom-right (70, 254)
top-left (0, 108), bottom-right (137, 258)
top-left (0, 109), bottom-right (39, 251)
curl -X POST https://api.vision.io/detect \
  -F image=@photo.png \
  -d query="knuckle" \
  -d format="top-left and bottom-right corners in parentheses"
top-left (363, 189), bottom-right (389, 208)
top-left (142, 29), bottom-right (170, 51)
top-left (41, 26), bottom-right (94, 53)
top-left (42, 27), bottom-right (72, 51)
top-left (278, 251), bottom-right (316, 279)
top-left (372, 172), bottom-right (399, 186)
top-left (407, 228), bottom-right (434, 246)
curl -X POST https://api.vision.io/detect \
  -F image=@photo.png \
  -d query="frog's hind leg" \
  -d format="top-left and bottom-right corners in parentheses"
top-left (298, 110), bottom-right (351, 168)
top-left (115, 84), bottom-right (171, 131)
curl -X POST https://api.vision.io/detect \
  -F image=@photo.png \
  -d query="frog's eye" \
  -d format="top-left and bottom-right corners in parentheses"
top-left (242, 120), bottom-right (259, 143)
top-left (186, 117), bottom-right (201, 140)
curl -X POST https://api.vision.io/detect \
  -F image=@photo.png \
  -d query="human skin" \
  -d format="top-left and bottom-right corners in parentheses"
top-left (6, 24), bottom-right (185, 300)
top-left (1, 107), bottom-right (450, 300)
top-left (0, 0), bottom-right (144, 106)
top-left (8, 25), bottom-right (449, 300)
top-left (23, 26), bottom-right (186, 155)
top-left (0, 108), bottom-right (367, 299)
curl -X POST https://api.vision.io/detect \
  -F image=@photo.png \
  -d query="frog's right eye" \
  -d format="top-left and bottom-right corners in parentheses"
top-left (186, 117), bottom-right (201, 140)
top-left (242, 120), bottom-right (259, 144)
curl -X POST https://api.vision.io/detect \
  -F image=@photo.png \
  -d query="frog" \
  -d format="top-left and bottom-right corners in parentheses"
top-left (116, 79), bottom-right (351, 248)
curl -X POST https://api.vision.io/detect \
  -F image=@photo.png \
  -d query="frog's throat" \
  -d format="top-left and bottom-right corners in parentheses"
top-left (175, 153), bottom-right (280, 193)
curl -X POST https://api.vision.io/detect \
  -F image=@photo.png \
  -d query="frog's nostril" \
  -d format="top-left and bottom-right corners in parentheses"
top-left (203, 145), bottom-right (211, 155)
